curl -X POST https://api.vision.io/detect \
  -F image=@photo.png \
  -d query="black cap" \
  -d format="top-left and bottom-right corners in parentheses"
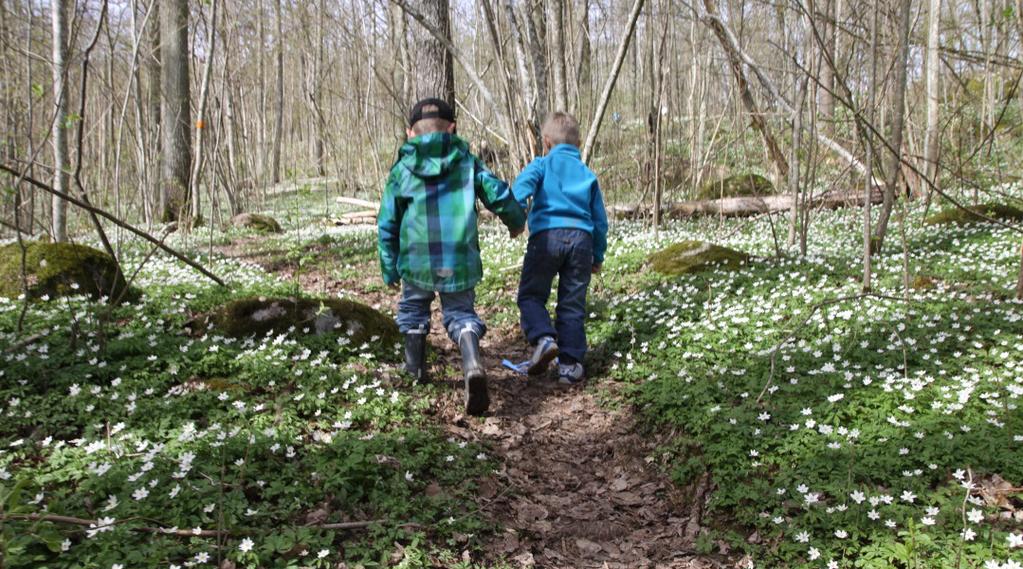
top-left (409, 98), bottom-right (455, 127)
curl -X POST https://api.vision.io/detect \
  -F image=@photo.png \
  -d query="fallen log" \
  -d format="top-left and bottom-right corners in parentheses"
top-left (341, 209), bottom-right (379, 219)
top-left (611, 189), bottom-right (883, 220)
top-left (332, 216), bottom-right (377, 226)
top-left (335, 196), bottom-right (380, 210)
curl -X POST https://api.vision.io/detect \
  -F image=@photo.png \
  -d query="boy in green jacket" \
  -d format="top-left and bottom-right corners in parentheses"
top-left (378, 98), bottom-right (526, 416)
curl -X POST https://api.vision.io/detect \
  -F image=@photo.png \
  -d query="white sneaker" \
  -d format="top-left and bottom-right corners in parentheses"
top-left (557, 362), bottom-right (584, 385)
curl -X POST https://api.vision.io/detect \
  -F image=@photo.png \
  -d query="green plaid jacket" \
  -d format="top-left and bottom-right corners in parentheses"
top-left (378, 133), bottom-right (526, 293)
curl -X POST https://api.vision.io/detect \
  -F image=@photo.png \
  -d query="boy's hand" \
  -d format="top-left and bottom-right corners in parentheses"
top-left (388, 282), bottom-right (400, 291)
top-left (509, 225), bottom-right (525, 239)
top-left (592, 264), bottom-right (602, 274)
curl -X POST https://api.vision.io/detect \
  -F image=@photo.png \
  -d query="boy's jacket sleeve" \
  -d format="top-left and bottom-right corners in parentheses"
top-left (474, 158), bottom-right (527, 229)
top-left (592, 180), bottom-right (609, 264)
top-left (377, 169), bottom-right (404, 285)
top-left (512, 157), bottom-right (544, 212)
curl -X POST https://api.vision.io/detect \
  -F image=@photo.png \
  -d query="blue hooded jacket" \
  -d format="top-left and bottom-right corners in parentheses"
top-left (511, 144), bottom-right (609, 264)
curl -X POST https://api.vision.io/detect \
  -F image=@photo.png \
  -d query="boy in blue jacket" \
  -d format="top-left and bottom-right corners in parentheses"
top-left (513, 112), bottom-right (608, 385)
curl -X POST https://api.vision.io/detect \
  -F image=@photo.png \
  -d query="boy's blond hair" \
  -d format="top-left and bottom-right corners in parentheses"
top-left (411, 104), bottom-right (453, 135)
top-left (542, 112), bottom-right (580, 147)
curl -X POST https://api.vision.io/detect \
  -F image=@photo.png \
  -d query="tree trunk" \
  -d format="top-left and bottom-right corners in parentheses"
top-left (160, 0), bottom-right (191, 222)
top-left (271, 0), bottom-right (284, 184)
top-left (789, 78), bottom-right (806, 247)
top-left (504, 0), bottom-right (540, 152)
top-left (314, 0), bottom-right (326, 176)
top-left (51, 0), bottom-right (70, 241)
top-left (863, 0), bottom-right (879, 292)
top-left (409, 0), bottom-right (454, 106)
top-left (147, 0), bottom-right (162, 223)
top-left (580, 0), bottom-right (645, 163)
top-left (189, 0), bottom-right (217, 222)
top-left (1016, 240), bottom-right (1023, 300)
top-left (923, 0), bottom-right (942, 188)
top-left (523, 1), bottom-right (549, 122)
top-left (872, 0), bottom-right (912, 253)
top-left (549, 0), bottom-right (568, 111)
top-left (818, 0), bottom-right (835, 134)
top-left (574, 0), bottom-right (591, 115)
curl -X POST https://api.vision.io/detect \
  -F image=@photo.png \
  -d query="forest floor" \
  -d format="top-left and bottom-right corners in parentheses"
top-left (258, 237), bottom-right (723, 568)
top-left (5, 190), bottom-right (1022, 569)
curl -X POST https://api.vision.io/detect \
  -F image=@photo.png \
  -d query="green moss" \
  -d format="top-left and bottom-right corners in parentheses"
top-left (0, 242), bottom-right (134, 302)
top-left (231, 213), bottom-right (283, 233)
top-left (209, 296), bottom-right (399, 344)
top-left (923, 202), bottom-right (1023, 225)
top-left (696, 173), bottom-right (775, 201)
top-left (649, 240), bottom-right (750, 276)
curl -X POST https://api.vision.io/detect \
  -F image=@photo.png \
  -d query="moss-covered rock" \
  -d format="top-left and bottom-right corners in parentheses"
top-left (0, 242), bottom-right (133, 301)
top-left (649, 240), bottom-right (750, 275)
top-left (230, 213), bottom-right (283, 233)
top-left (208, 296), bottom-right (398, 344)
top-left (923, 202), bottom-right (1023, 225)
top-left (697, 173), bottom-right (775, 201)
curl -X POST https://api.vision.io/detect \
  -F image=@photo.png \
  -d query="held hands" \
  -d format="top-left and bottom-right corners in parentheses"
top-left (592, 264), bottom-right (602, 274)
top-left (509, 225), bottom-right (526, 239)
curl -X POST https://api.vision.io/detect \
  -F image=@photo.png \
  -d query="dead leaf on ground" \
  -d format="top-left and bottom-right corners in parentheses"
top-left (576, 537), bottom-right (603, 556)
top-left (512, 551), bottom-right (535, 567)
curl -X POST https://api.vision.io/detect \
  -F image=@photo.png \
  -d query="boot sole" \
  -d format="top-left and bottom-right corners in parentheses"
top-left (527, 345), bottom-right (560, 376)
top-left (465, 371), bottom-right (490, 416)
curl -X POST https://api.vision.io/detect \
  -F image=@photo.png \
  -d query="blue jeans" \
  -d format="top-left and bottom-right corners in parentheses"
top-left (517, 228), bottom-right (593, 364)
top-left (396, 283), bottom-right (485, 343)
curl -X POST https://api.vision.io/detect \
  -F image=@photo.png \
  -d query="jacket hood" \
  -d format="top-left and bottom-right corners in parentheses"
top-left (398, 132), bottom-right (470, 179)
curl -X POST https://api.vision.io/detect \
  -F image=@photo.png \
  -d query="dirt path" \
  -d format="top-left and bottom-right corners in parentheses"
top-left (428, 325), bottom-right (721, 569)
top-left (222, 237), bottom-right (721, 568)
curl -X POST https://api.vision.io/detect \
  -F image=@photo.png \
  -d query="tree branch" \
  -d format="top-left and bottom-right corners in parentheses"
top-left (0, 163), bottom-right (226, 287)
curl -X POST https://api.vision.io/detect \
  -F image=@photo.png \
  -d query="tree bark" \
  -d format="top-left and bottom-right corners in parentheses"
top-left (872, 0), bottom-right (912, 253)
top-left (549, 0), bottom-right (568, 111)
top-left (818, 0), bottom-right (835, 134)
top-left (51, 0), bottom-right (70, 241)
top-left (503, 0), bottom-right (540, 152)
top-left (523, 1), bottom-right (549, 122)
top-left (922, 0), bottom-right (942, 188)
top-left (160, 0), bottom-right (191, 222)
top-left (574, 0), bottom-right (591, 115)
top-left (271, 0), bottom-right (284, 184)
top-left (580, 0), bottom-right (644, 164)
top-left (863, 0), bottom-right (879, 292)
top-left (408, 0), bottom-right (454, 106)
top-left (1016, 240), bottom-right (1023, 299)
top-left (189, 0), bottom-right (217, 221)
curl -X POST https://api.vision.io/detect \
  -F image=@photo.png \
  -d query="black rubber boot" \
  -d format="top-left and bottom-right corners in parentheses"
top-left (458, 330), bottom-right (489, 416)
top-left (403, 333), bottom-right (429, 385)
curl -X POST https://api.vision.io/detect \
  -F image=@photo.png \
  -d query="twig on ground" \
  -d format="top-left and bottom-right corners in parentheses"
top-left (0, 513), bottom-right (392, 537)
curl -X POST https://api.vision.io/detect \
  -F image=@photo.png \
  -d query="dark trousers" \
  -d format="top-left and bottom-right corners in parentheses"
top-left (517, 228), bottom-right (593, 365)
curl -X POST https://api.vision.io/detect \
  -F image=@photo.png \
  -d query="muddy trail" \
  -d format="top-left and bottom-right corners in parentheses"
top-left (224, 238), bottom-right (726, 568)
